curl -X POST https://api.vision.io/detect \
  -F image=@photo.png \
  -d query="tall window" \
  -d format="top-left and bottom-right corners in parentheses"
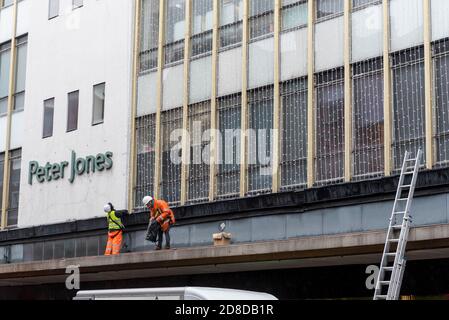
top-left (7, 149), bottom-right (21, 228)
top-left (67, 90), bottom-right (79, 132)
top-left (160, 107), bottom-right (183, 205)
top-left (191, 0), bottom-right (213, 57)
top-left (315, 68), bottom-right (345, 185)
top-left (0, 42), bottom-right (11, 116)
top-left (165, 0), bottom-right (186, 65)
top-left (248, 85), bottom-right (273, 194)
top-left (281, 77), bottom-right (307, 190)
top-left (1, 0), bottom-right (13, 8)
top-left (219, 0), bottom-right (243, 48)
top-left (73, 0), bottom-right (83, 9)
top-left (136, 114), bottom-right (156, 207)
top-left (140, 0), bottom-right (160, 71)
top-left (316, 0), bottom-right (344, 20)
top-left (352, 57), bottom-right (384, 179)
top-left (352, 0), bottom-right (379, 10)
top-left (433, 38), bottom-right (449, 165)
top-left (49, 0), bottom-right (59, 19)
top-left (43, 98), bottom-right (55, 138)
top-left (249, 0), bottom-right (274, 40)
top-left (187, 101), bottom-right (211, 203)
top-left (217, 94), bottom-right (241, 198)
top-left (392, 46), bottom-right (425, 170)
top-left (14, 35), bottom-right (27, 112)
top-left (281, 0), bottom-right (308, 31)
top-left (92, 83), bottom-right (105, 125)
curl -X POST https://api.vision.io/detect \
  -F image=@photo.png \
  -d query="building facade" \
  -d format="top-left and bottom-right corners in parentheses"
top-left (2, 0), bottom-right (449, 299)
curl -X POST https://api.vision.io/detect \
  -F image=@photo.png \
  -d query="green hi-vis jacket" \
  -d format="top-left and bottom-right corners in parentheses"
top-left (107, 210), bottom-right (126, 231)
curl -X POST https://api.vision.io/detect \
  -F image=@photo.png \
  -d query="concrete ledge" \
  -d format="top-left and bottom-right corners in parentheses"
top-left (1, 223), bottom-right (449, 285)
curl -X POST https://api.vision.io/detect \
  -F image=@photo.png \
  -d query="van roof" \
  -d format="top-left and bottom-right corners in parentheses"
top-left (75, 287), bottom-right (278, 300)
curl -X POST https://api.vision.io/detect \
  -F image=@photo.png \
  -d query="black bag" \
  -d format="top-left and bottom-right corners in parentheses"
top-left (145, 219), bottom-right (160, 243)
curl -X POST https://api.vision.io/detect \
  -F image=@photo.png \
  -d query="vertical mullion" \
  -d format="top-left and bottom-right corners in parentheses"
top-left (153, 0), bottom-right (166, 200)
top-left (383, 0), bottom-right (392, 177)
top-left (272, 0), bottom-right (281, 193)
top-left (423, 0), bottom-right (433, 169)
top-left (180, 0), bottom-right (192, 205)
top-left (128, 0), bottom-right (142, 212)
top-left (209, 0), bottom-right (219, 202)
top-left (240, 0), bottom-right (249, 197)
top-left (344, 0), bottom-right (352, 182)
top-left (307, 0), bottom-right (315, 188)
top-left (1, 0), bottom-right (18, 230)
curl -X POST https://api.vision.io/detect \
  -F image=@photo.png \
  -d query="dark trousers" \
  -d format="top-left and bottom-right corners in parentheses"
top-left (157, 228), bottom-right (171, 248)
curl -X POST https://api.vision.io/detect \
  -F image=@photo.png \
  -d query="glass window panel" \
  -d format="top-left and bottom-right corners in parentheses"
top-left (67, 91), bottom-right (79, 132)
top-left (247, 85), bottom-right (273, 194)
top-left (352, 57), bottom-right (384, 179)
top-left (187, 101), bottom-right (211, 203)
top-left (165, 0), bottom-right (185, 65)
top-left (64, 238), bottom-right (75, 259)
top-left (433, 39), bottom-right (449, 165)
top-left (140, 0), bottom-right (160, 71)
top-left (315, 68), bottom-right (345, 185)
top-left (219, 0), bottom-right (243, 48)
top-left (316, 0), bottom-right (344, 19)
top-left (161, 107), bottom-right (183, 205)
top-left (0, 45), bottom-right (11, 105)
top-left (391, 46), bottom-right (426, 170)
top-left (49, 0), bottom-right (59, 19)
top-left (249, 0), bottom-right (274, 39)
top-left (43, 98), bottom-right (54, 138)
top-left (135, 114), bottom-right (156, 208)
top-left (281, 0), bottom-right (308, 31)
top-left (217, 93), bottom-right (241, 199)
top-left (92, 83), bottom-right (105, 125)
top-left (281, 77), bottom-right (307, 190)
top-left (73, 0), bottom-right (83, 9)
top-left (7, 150), bottom-right (21, 227)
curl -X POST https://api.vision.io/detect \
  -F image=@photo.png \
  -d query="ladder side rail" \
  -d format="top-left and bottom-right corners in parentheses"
top-left (374, 151), bottom-right (410, 300)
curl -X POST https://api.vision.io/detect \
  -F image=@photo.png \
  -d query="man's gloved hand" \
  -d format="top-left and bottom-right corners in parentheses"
top-left (156, 216), bottom-right (163, 224)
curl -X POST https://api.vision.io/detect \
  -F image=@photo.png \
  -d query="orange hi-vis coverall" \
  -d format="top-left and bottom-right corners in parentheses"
top-left (104, 210), bottom-right (127, 256)
top-left (150, 199), bottom-right (176, 232)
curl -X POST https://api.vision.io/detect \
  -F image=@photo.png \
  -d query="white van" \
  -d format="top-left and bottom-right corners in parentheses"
top-left (73, 287), bottom-right (278, 300)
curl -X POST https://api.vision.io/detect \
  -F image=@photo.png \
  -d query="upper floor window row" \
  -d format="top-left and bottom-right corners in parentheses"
top-left (48, 0), bottom-right (83, 20)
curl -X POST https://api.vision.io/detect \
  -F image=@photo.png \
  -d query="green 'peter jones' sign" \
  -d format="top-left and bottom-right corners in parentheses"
top-left (28, 151), bottom-right (113, 185)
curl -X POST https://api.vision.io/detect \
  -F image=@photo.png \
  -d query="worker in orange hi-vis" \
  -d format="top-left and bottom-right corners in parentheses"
top-left (103, 203), bottom-right (131, 256)
top-left (142, 196), bottom-right (176, 250)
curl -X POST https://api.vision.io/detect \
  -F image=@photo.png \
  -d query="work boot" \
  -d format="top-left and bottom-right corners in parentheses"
top-left (155, 245), bottom-right (162, 251)
top-left (165, 245), bottom-right (171, 250)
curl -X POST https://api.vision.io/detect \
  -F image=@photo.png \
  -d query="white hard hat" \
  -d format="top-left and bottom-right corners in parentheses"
top-left (103, 203), bottom-right (112, 213)
top-left (142, 196), bottom-right (153, 206)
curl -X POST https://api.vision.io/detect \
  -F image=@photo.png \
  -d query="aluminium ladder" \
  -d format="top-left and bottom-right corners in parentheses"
top-left (373, 149), bottom-right (423, 301)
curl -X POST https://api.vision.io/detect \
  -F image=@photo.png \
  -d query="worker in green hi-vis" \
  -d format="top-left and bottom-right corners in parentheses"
top-left (103, 203), bottom-right (132, 255)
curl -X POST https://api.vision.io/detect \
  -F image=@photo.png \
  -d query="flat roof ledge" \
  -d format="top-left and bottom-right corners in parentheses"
top-left (1, 224), bottom-right (449, 285)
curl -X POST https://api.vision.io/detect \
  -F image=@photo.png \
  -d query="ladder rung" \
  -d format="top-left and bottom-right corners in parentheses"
top-left (388, 239), bottom-right (400, 243)
top-left (380, 281), bottom-right (390, 285)
top-left (391, 225), bottom-right (402, 229)
top-left (382, 267), bottom-right (394, 271)
top-left (403, 171), bottom-right (414, 175)
top-left (406, 158), bottom-right (417, 162)
top-left (393, 211), bottom-right (407, 215)
top-left (386, 253), bottom-right (397, 256)
top-left (406, 166), bottom-right (416, 170)
top-left (375, 295), bottom-right (387, 300)
top-left (400, 185), bottom-right (412, 188)
top-left (397, 198), bottom-right (408, 201)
